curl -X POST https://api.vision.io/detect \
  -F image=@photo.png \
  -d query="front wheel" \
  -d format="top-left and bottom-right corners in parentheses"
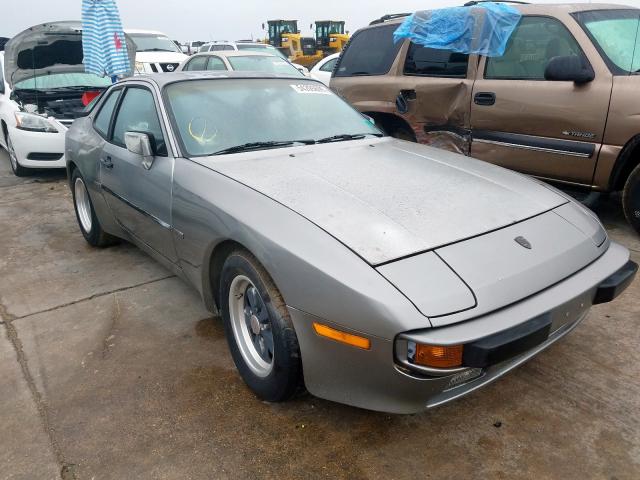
top-left (220, 250), bottom-right (302, 402)
top-left (71, 169), bottom-right (118, 247)
top-left (6, 133), bottom-right (29, 177)
top-left (623, 163), bottom-right (640, 236)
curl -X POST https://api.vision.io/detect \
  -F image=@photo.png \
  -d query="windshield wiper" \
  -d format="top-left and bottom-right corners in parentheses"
top-left (316, 133), bottom-right (383, 144)
top-left (213, 139), bottom-right (315, 155)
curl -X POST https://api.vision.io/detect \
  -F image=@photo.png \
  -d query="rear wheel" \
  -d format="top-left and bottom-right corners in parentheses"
top-left (71, 169), bottom-right (117, 247)
top-left (220, 250), bottom-right (302, 402)
top-left (6, 134), bottom-right (29, 177)
top-left (622, 163), bottom-right (640, 235)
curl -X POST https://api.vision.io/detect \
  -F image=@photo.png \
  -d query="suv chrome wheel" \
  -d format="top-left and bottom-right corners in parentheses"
top-left (228, 275), bottom-right (275, 377)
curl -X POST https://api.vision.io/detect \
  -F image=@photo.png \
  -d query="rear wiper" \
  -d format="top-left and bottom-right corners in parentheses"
top-left (213, 139), bottom-right (315, 155)
top-left (316, 133), bottom-right (383, 144)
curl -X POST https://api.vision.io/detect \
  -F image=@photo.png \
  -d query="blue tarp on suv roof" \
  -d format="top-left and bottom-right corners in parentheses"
top-left (393, 2), bottom-right (522, 57)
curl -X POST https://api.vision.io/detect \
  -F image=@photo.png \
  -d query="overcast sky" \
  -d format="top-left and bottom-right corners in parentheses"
top-left (4, 0), bottom-right (640, 41)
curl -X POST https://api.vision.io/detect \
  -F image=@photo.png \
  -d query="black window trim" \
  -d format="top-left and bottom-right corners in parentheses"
top-left (403, 43), bottom-right (470, 79)
top-left (107, 84), bottom-right (169, 157)
top-left (92, 87), bottom-right (123, 141)
top-left (571, 8), bottom-right (640, 76)
top-left (483, 14), bottom-right (593, 82)
top-left (334, 23), bottom-right (404, 78)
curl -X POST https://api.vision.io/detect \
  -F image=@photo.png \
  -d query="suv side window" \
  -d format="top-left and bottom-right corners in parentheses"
top-left (112, 87), bottom-right (167, 156)
top-left (93, 90), bottom-right (121, 138)
top-left (404, 43), bottom-right (469, 77)
top-left (334, 24), bottom-right (402, 77)
top-left (486, 16), bottom-right (582, 80)
top-left (184, 56), bottom-right (208, 71)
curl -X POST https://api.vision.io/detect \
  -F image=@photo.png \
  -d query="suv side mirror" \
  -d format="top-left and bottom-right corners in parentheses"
top-left (0, 81), bottom-right (4, 95)
top-left (124, 131), bottom-right (155, 169)
top-left (544, 55), bottom-right (594, 84)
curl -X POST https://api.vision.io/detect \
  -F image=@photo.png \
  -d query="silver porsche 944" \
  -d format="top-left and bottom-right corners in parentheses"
top-left (65, 72), bottom-right (637, 414)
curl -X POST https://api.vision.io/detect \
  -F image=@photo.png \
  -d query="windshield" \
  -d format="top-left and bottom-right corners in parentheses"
top-left (316, 22), bottom-right (344, 39)
top-left (165, 78), bottom-right (381, 157)
top-left (15, 73), bottom-right (112, 90)
top-left (575, 9), bottom-right (640, 74)
top-left (227, 55), bottom-right (302, 75)
top-left (130, 34), bottom-right (182, 53)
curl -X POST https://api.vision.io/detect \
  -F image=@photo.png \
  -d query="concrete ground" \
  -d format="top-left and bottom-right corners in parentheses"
top-left (0, 149), bottom-right (638, 480)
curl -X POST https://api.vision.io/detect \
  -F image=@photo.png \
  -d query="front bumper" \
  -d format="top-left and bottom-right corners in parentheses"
top-left (289, 242), bottom-right (635, 414)
top-left (10, 123), bottom-right (67, 169)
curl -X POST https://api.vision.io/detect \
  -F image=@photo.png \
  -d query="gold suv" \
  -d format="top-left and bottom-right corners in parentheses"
top-left (331, 4), bottom-right (640, 234)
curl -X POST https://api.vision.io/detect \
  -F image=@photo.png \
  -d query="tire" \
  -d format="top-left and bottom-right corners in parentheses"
top-left (71, 169), bottom-right (118, 247)
top-left (220, 250), bottom-right (303, 402)
top-left (391, 127), bottom-right (417, 142)
top-left (6, 133), bottom-right (29, 177)
top-left (622, 163), bottom-right (640, 235)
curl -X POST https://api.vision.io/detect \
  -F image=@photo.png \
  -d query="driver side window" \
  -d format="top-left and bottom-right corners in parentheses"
top-left (485, 16), bottom-right (582, 80)
top-left (112, 87), bottom-right (167, 156)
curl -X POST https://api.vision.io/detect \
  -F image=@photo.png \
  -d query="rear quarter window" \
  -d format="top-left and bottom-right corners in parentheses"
top-left (334, 24), bottom-right (403, 77)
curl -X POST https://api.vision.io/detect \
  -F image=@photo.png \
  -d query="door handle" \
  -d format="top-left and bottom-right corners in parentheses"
top-left (100, 156), bottom-right (113, 169)
top-left (396, 89), bottom-right (417, 114)
top-left (474, 92), bottom-right (496, 106)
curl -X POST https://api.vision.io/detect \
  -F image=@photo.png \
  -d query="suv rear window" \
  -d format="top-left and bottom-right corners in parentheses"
top-left (404, 43), bottom-right (469, 77)
top-left (334, 24), bottom-right (402, 77)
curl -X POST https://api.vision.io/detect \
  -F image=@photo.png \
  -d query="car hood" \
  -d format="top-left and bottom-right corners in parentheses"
top-left (135, 51), bottom-right (188, 63)
top-left (203, 137), bottom-right (567, 265)
top-left (4, 21), bottom-right (136, 88)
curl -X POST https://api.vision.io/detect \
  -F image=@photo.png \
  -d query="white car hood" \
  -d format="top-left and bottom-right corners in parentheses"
top-left (135, 51), bottom-right (188, 64)
top-left (4, 21), bottom-right (136, 88)
top-left (203, 138), bottom-right (567, 265)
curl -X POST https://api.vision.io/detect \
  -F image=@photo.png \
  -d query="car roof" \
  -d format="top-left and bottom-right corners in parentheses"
top-left (125, 29), bottom-right (168, 35)
top-left (119, 71), bottom-right (317, 87)
top-left (195, 51), bottom-right (277, 58)
top-left (369, 3), bottom-right (636, 26)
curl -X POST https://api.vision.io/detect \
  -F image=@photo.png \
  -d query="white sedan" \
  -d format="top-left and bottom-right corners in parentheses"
top-left (310, 53), bottom-right (340, 86)
top-left (0, 22), bottom-right (116, 176)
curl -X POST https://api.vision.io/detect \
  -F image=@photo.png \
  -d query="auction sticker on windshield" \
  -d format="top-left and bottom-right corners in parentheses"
top-left (290, 84), bottom-right (331, 94)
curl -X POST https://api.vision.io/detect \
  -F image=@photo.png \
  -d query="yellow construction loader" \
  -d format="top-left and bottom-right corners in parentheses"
top-left (263, 20), bottom-right (323, 68)
top-left (312, 20), bottom-right (349, 55)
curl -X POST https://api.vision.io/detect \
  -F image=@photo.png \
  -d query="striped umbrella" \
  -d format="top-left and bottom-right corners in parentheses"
top-left (81, 0), bottom-right (130, 78)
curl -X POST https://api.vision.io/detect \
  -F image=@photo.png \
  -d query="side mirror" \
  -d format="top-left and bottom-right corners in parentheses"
top-left (544, 55), bottom-right (594, 84)
top-left (362, 114), bottom-right (376, 125)
top-left (262, 23), bottom-right (265, 30)
top-left (124, 131), bottom-right (155, 169)
top-left (0, 82), bottom-right (4, 95)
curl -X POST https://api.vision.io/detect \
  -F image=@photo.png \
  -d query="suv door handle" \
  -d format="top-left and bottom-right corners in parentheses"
top-left (100, 156), bottom-right (113, 169)
top-left (474, 92), bottom-right (496, 106)
top-left (396, 89), bottom-right (417, 114)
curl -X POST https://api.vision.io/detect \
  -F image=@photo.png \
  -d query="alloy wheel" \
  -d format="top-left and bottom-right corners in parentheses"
top-left (228, 275), bottom-right (275, 377)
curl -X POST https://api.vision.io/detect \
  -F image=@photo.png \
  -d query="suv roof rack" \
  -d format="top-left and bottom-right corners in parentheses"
top-left (369, 13), bottom-right (411, 26)
top-left (463, 1), bottom-right (529, 6)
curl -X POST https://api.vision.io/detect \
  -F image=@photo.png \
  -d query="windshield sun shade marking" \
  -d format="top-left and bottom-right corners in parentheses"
top-left (290, 84), bottom-right (331, 94)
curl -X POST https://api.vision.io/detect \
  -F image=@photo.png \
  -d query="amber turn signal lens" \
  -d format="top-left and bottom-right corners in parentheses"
top-left (313, 322), bottom-right (371, 350)
top-left (414, 343), bottom-right (463, 368)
